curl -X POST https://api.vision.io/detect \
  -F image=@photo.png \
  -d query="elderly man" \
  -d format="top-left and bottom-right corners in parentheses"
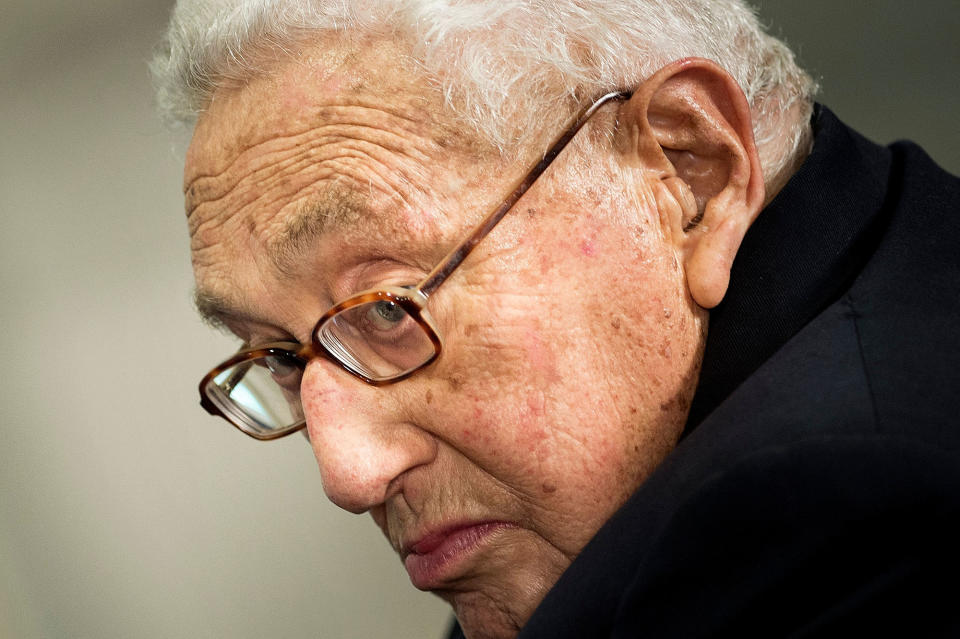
top-left (153, 1), bottom-right (960, 637)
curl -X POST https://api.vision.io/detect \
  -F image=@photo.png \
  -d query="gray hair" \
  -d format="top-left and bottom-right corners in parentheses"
top-left (152, 0), bottom-right (817, 187)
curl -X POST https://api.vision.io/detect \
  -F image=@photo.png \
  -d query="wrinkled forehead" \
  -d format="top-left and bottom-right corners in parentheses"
top-left (184, 35), bottom-right (477, 197)
top-left (182, 34), bottom-right (506, 300)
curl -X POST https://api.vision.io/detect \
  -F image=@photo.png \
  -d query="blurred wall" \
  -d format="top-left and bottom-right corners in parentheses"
top-left (756, 0), bottom-right (959, 173)
top-left (0, 2), bottom-right (449, 638)
top-left (0, 2), bottom-right (956, 639)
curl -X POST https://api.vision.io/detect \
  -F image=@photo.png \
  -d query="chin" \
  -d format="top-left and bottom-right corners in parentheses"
top-left (448, 591), bottom-right (527, 639)
top-left (445, 556), bottom-right (568, 639)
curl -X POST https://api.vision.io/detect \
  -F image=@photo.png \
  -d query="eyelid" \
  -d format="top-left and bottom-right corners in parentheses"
top-left (334, 261), bottom-right (424, 300)
top-left (243, 331), bottom-right (301, 351)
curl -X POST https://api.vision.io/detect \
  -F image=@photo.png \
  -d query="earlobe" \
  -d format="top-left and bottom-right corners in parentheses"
top-left (685, 213), bottom-right (749, 309)
top-left (617, 58), bottom-right (765, 309)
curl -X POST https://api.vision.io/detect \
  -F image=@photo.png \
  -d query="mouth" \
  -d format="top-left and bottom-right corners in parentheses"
top-left (402, 521), bottom-right (517, 590)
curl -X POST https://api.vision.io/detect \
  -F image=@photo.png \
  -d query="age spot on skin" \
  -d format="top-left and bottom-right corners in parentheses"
top-left (541, 482), bottom-right (557, 494)
top-left (539, 254), bottom-right (552, 276)
top-left (425, 389), bottom-right (433, 404)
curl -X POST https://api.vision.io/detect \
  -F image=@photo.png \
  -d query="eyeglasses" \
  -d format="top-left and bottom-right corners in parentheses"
top-left (198, 91), bottom-right (631, 440)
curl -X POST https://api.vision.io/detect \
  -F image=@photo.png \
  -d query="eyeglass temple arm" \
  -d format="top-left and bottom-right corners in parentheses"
top-left (416, 91), bottom-right (631, 298)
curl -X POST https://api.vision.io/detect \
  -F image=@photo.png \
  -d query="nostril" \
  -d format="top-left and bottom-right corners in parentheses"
top-left (319, 465), bottom-right (385, 514)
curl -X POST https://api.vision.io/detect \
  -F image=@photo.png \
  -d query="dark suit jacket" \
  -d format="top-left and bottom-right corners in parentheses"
top-left (449, 106), bottom-right (960, 638)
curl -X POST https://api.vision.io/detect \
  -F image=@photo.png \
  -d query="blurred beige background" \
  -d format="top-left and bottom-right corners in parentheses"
top-left (1, 2), bottom-right (956, 638)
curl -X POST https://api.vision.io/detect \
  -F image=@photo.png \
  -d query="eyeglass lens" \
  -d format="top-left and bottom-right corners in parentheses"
top-left (204, 352), bottom-right (305, 437)
top-left (318, 300), bottom-right (436, 381)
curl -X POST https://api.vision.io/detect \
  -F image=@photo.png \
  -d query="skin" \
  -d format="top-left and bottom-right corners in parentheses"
top-left (185, 35), bottom-right (764, 639)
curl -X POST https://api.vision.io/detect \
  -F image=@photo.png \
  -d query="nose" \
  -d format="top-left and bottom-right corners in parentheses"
top-left (300, 358), bottom-right (437, 514)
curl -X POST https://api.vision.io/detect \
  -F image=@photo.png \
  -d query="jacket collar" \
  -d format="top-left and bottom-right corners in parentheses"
top-left (684, 105), bottom-right (893, 432)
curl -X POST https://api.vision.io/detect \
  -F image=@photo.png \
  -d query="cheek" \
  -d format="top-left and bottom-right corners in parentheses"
top-left (418, 196), bottom-right (692, 520)
top-left (432, 253), bottom-right (608, 437)
top-left (431, 319), bottom-right (611, 488)
top-left (520, 328), bottom-right (563, 385)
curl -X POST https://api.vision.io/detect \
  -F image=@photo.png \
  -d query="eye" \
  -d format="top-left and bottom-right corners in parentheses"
top-left (265, 355), bottom-right (299, 377)
top-left (364, 300), bottom-right (408, 331)
top-left (262, 354), bottom-right (304, 393)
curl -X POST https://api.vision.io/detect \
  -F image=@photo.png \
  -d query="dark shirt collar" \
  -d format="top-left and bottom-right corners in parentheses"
top-left (684, 105), bottom-right (893, 432)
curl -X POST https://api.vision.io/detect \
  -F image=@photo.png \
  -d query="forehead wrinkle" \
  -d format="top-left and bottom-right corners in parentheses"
top-left (184, 99), bottom-right (433, 224)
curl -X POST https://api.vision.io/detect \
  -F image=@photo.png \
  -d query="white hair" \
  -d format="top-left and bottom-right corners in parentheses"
top-left (152, 0), bottom-right (817, 187)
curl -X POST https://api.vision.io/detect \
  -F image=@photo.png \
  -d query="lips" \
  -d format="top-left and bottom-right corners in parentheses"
top-left (403, 521), bottom-right (516, 589)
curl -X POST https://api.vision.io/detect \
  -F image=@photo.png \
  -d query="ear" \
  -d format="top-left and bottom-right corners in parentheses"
top-left (616, 58), bottom-right (765, 309)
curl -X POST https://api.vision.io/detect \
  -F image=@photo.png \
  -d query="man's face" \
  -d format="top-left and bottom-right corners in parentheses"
top-left (186, 37), bottom-right (703, 639)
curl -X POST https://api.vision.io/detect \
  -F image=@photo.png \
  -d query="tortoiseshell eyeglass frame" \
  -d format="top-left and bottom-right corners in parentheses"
top-left (199, 90), bottom-right (632, 440)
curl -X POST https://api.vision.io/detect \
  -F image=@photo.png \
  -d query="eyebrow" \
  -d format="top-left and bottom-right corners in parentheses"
top-left (193, 288), bottom-right (259, 332)
top-left (195, 175), bottom-right (442, 330)
top-left (266, 182), bottom-right (422, 278)
top-left (267, 185), bottom-right (370, 274)
top-left (195, 190), bottom-right (409, 325)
